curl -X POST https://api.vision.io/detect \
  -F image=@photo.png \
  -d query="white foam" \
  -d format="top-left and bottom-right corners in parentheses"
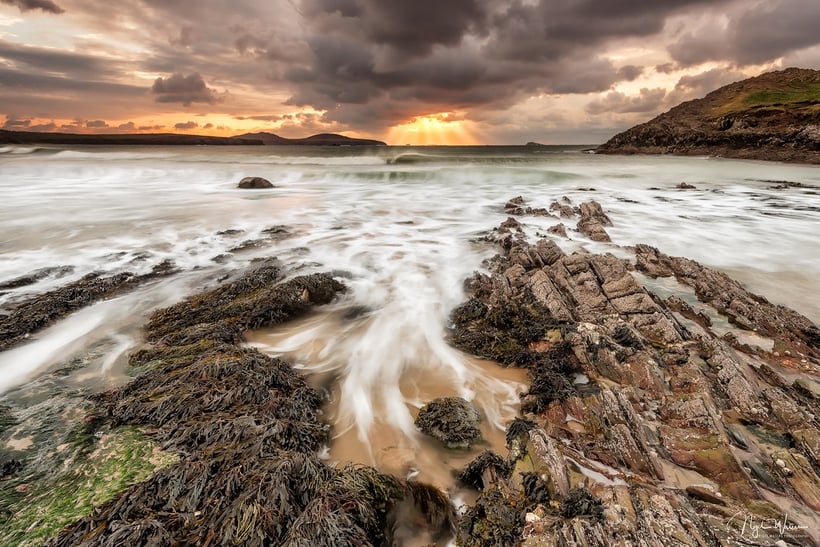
top-left (1, 147), bottom-right (818, 400)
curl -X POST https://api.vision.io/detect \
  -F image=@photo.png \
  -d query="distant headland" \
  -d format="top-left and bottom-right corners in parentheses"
top-left (597, 67), bottom-right (820, 164)
top-left (0, 129), bottom-right (386, 147)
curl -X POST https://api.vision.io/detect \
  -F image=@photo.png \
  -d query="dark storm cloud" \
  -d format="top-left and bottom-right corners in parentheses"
top-left (302, 0), bottom-right (487, 58)
top-left (668, 0), bottom-right (820, 67)
top-left (287, 0), bottom-right (737, 129)
top-left (151, 73), bottom-right (219, 106)
top-left (0, 0), bottom-right (63, 14)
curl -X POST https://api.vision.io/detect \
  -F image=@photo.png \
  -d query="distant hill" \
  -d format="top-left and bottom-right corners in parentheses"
top-left (0, 130), bottom-right (262, 146)
top-left (597, 67), bottom-right (820, 163)
top-left (234, 132), bottom-right (387, 146)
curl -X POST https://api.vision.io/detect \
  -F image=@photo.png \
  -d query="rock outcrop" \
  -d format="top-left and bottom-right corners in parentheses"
top-left (451, 196), bottom-right (820, 546)
top-left (597, 67), bottom-right (820, 164)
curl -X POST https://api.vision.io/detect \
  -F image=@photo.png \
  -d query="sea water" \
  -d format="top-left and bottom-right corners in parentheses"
top-left (1, 144), bottom-right (819, 481)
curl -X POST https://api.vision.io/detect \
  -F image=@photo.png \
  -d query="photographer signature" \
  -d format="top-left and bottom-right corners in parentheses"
top-left (728, 511), bottom-right (810, 540)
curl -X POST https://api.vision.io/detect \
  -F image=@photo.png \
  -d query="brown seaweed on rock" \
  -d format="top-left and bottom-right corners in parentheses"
top-left (0, 261), bottom-right (177, 351)
top-left (46, 264), bottom-right (456, 546)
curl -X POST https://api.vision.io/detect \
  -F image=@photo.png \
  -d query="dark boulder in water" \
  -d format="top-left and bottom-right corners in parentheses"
top-left (237, 176), bottom-right (274, 189)
top-left (415, 397), bottom-right (482, 449)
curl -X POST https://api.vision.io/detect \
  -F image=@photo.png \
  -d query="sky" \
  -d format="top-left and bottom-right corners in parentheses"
top-left (1, 0), bottom-right (819, 145)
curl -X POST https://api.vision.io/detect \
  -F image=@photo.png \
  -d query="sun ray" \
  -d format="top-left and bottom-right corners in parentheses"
top-left (387, 112), bottom-right (479, 145)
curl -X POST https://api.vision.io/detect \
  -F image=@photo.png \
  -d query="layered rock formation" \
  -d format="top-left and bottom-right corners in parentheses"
top-left (598, 68), bottom-right (820, 164)
top-left (452, 197), bottom-right (820, 545)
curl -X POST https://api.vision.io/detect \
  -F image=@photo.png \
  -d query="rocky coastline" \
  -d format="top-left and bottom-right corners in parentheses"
top-left (597, 68), bottom-right (820, 164)
top-left (1, 193), bottom-right (819, 545)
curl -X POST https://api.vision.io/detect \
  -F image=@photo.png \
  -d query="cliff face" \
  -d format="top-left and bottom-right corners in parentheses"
top-left (597, 68), bottom-right (820, 163)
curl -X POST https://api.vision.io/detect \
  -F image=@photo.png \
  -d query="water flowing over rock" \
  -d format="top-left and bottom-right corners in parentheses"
top-left (0, 261), bottom-right (176, 352)
top-left (43, 261), bottom-right (456, 546)
top-left (450, 197), bottom-right (820, 546)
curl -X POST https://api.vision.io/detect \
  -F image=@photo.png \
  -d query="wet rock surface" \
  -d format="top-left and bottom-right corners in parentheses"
top-left (40, 261), bottom-right (456, 546)
top-left (450, 197), bottom-right (820, 546)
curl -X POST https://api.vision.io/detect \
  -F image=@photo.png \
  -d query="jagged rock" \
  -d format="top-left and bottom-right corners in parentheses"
top-left (635, 244), bottom-right (819, 363)
top-left (549, 200), bottom-right (575, 218)
top-left (504, 196), bottom-right (552, 216)
top-left (415, 397), bottom-right (482, 449)
top-left (576, 200), bottom-right (612, 242)
top-left (450, 211), bottom-right (820, 546)
top-left (547, 223), bottom-right (568, 237)
top-left (237, 176), bottom-right (274, 188)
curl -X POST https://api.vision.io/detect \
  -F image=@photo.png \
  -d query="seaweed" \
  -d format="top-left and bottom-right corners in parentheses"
top-left (0, 261), bottom-right (177, 352)
top-left (521, 472), bottom-right (551, 506)
top-left (415, 397), bottom-right (482, 449)
top-left (560, 488), bottom-right (604, 520)
top-left (458, 451), bottom-right (510, 491)
top-left (45, 266), bottom-right (457, 545)
top-left (505, 417), bottom-right (536, 448)
top-left (457, 489), bottom-right (524, 547)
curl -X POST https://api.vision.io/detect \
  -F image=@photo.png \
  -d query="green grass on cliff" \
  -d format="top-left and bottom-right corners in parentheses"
top-left (743, 82), bottom-right (820, 106)
top-left (716, 81), bottom-right (820, 115)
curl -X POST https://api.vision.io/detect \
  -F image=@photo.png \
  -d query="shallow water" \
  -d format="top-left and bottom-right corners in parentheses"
top-left (1, 145), bottom-right (819, 481)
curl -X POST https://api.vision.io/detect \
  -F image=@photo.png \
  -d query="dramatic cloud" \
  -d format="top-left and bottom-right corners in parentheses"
top-left (0, 0), bottom-right (63, 14)
top-left (152, 73), bottom-right (219, 106)
top-left (2, 0), bottom-right (820, 142)
top-left (674, 67), bottom-right (747, 96)
top-left (668, 0), bottom-right (820, 67)
top-left (174, 121), bottom-right (198, 130)
top-left (585, 88), bottom-right (667, 115)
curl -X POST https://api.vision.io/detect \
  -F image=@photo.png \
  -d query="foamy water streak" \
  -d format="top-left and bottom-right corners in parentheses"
top-left (1, 144), bottom-right (818, 400)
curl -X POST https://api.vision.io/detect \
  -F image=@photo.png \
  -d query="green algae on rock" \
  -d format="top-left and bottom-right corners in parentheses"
top-left (0, 425), bottom-right (176, 547)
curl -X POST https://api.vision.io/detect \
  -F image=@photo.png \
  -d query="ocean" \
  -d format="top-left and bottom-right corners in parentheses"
top-left (1, 144), bottom-right (819, 495)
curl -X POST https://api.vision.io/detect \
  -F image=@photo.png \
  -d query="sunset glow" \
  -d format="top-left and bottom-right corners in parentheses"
top-left (387, 113), bottom-right (479, 145)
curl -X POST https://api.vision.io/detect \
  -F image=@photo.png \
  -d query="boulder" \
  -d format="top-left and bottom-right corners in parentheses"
top-left (415, 397), bottom-right (482, 449)
top-left (237, 176), bottom-right (274, 189)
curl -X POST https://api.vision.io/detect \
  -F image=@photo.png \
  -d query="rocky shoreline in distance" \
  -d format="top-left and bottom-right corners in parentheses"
top-left (0, 193), bottom-right (819, 545)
